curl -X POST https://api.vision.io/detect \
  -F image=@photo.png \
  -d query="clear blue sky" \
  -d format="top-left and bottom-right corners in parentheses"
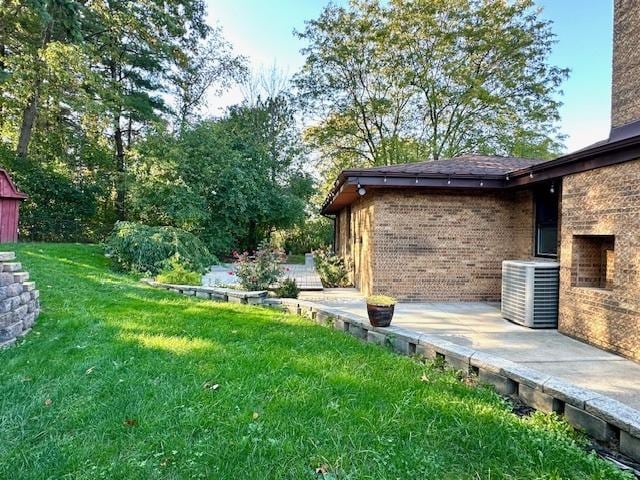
top-left (206, 0), bottom-right (614, 153)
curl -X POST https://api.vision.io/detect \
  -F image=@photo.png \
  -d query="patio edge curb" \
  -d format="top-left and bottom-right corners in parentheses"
top-left (268, 297), bottom-right (640, 463)
top-left (140, 280), bottom-right (640, 463)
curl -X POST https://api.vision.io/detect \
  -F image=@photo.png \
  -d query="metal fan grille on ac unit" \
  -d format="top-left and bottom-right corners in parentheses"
top-left (501, 260), bottom-right (560, 328)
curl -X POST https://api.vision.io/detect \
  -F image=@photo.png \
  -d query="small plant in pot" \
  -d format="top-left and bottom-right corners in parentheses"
top-left (366, 295), bottom-right (397, 327)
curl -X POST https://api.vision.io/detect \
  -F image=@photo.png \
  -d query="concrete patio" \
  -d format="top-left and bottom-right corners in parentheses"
top-left (203, 255), bottom-right (323, 291)
top-left (300, 288), bottom-right (640, 412)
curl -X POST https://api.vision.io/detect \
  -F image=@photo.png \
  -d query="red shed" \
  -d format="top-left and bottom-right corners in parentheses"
top-left (0, 169), bottom-right (27, 243)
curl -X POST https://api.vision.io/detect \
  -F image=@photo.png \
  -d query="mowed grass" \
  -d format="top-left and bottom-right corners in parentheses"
top-left (0, 244), bottom-right (629, 480)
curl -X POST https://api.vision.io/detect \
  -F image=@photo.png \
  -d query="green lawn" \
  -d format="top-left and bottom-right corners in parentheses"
top-left (285, 253), bottom-right (306, 264)
top-left (0, 244), bottom-right (628, 479)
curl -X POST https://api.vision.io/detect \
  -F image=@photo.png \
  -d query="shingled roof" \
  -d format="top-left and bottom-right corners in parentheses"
top-left (342, 155), bottom-right (546, 177)
top-left (321, 130), bottom-right (640, 214)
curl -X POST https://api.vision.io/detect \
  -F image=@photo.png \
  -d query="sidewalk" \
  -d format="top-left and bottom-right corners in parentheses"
top-left (300, 289), bottom-right (640, 411)
top-left (203, 258), bottom-right (322, 290)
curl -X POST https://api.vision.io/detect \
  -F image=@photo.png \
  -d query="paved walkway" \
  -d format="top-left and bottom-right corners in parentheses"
top-left (203, 256), bottom-right (322, 291)
top-left (300, 288), bottom-right (640, 411)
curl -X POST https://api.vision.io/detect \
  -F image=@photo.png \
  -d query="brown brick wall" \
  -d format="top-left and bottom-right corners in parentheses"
top-left (334, 196), bottom-right (376, 292)
top-left (343, 189), bottom-right (534, 302)
top-left (559, 159), bottom-right (640, 361)
top-left (612, 0), bottom-right (640, 127)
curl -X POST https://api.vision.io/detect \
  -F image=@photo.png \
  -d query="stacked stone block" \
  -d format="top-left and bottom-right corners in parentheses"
top-left (0, 252), bottom-right (40, 347)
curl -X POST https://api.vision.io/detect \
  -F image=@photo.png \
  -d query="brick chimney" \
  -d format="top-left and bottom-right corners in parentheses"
top-left (611, 0), bottom-right (640, 128)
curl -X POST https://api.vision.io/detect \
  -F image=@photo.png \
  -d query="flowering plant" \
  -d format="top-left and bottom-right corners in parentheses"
top-left (234, 240), bottom-right (285, 291)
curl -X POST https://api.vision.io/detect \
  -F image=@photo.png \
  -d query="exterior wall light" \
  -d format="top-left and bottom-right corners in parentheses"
top-left (447, 177), bottom-right (451, 185)
top-left (415, 177), bottom-right (419, 184)
top-left (529, 171), bottom-right (534, 178)
top-left (480, 180), bottom-right (484, 187)
top-left (383, 176), bottom-right (387, 183)
top-left (550, 183), bottom-right (555, 194)
top-left (505, 174), bottom-right (510, 181)
top-left (357, 186), bottom-right (367, 196)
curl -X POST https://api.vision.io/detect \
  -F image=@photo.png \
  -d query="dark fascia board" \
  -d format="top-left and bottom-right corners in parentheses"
top-left (321, 173), bottom-right (506, 213)
top-left (321, 133), bottom-right (640, 213)
top-left (506, 134), bottom-right (640, 186)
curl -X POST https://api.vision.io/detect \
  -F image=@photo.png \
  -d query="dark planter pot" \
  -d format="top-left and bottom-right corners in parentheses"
top-left (367, 304), bottom-right (395, 327)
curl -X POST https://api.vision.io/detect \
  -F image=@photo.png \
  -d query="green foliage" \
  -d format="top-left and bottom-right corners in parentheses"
top-left (1, 148), bottom-right (103, 241)
top-left (366, 295), bottom-right (397, 306)
top-left (272, 216), bottom-right (333, 254)
top-left (0, 242), bottom-right (628, 479)
top-left (155, 259), bottom-right (202, 286)
top-left (130, 96), bottom-right (313, 256)
top-left (234, 241), bottom-right (285, 291)
top-left (105, 221), bottom-right (215, 275)
top-left (295, 0), bottom-right (568, 192)
top-left (0, 0), bottom-right (245, 239)
top-left (313, 247), bottom-right (351, 288)
top-left (275, 277), bottom-right (300, 299)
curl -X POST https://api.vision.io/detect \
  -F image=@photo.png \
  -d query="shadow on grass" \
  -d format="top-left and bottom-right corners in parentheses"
top-left (0, 243), bottom-right (626, 479)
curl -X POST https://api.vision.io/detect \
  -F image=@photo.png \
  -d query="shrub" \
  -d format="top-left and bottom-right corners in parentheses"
top-left (234, 240), bottom-right (285, 291)
top-left (366, 295), bottom-right (396, 306)
top-left (272, 216), bottom-right (333, 254)
top-left (156, 259), bottom-right (202, 286)
top-left (276, 277), bottom-right (300, 299)
top-left (313, 247), bottom-right (351, 288)
top-left (105, 221), bottom-right (216, 275)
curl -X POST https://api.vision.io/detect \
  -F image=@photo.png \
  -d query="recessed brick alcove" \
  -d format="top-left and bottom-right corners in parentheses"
top-left (0, 252), bottom-right (40, 347)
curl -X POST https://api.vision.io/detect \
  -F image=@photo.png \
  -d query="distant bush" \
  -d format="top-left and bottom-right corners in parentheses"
top-left (272, 216), bottom-right (333, 255)
top-left (156, 259), bottom-right (202, 285)
top-left (105, 221), bottom-right (216, 275)
top-left (313, 247), bottom-right (351, 288)
top-left (234, 241), bottom-right (285, 291)
top-left (276, 277), bottom-right (300, 299)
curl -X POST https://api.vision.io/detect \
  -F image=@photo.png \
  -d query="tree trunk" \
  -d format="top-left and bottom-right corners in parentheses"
top-left (16, 83), bottom-right (40, 157)
top-left (15, 20), bottom-right (52, 158)
top-left (114, 114), bottom-right (126, 220)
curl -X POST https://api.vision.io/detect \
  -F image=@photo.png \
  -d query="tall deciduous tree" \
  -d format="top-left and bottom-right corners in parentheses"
top-left (0, 0), bottom-right (83, 157)
top-left (170, 29), bottom-right (248, 130)
top-left (295, 0), bottom-right (568, 188)
top-left (130, 95), bottom-right (313, 255)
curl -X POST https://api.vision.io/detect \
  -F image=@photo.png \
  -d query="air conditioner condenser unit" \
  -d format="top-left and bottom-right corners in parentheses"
top-left (501, 260), bottom-right (560, 328)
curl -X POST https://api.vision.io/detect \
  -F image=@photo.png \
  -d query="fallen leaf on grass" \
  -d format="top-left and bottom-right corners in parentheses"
top-left (315, 464), bottom-right (329, 475)
top-left (43, 399), bottom-right (52, 407)
top-left (123, 418), bottom-right (138, 427)
top-left (420, 373), bottom-right (429, 382)
top-left (203, 381), bottom-right (220, 391)
top-left (85, 366), bottom-right (95, 375)
top-left (252, 412), bottom-right (260, 420)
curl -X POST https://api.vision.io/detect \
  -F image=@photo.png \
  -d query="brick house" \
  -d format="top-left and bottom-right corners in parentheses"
top-left (321, 0), bottom-right (639, 362)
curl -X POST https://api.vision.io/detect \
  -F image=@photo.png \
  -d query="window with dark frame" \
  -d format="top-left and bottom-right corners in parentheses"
top-left (535, 188), bottom-right (559, 257)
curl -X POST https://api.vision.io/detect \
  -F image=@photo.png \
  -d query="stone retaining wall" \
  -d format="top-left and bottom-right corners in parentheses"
top-left (0, 252), bottom-right (41, 347)
top-left (267, 298), bottom-right (640, 464)
top-left (143, 279), bottom-right (640, 463)
top-left (143, 279), bottom-right (268, 304)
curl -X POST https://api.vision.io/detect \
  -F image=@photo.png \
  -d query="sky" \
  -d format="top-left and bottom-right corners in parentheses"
top-left (205, 0), bottom-right (614, 153)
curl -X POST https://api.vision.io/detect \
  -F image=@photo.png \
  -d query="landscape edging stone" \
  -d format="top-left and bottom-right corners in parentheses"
top-left (142, 283), bottom-right (640, 463)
